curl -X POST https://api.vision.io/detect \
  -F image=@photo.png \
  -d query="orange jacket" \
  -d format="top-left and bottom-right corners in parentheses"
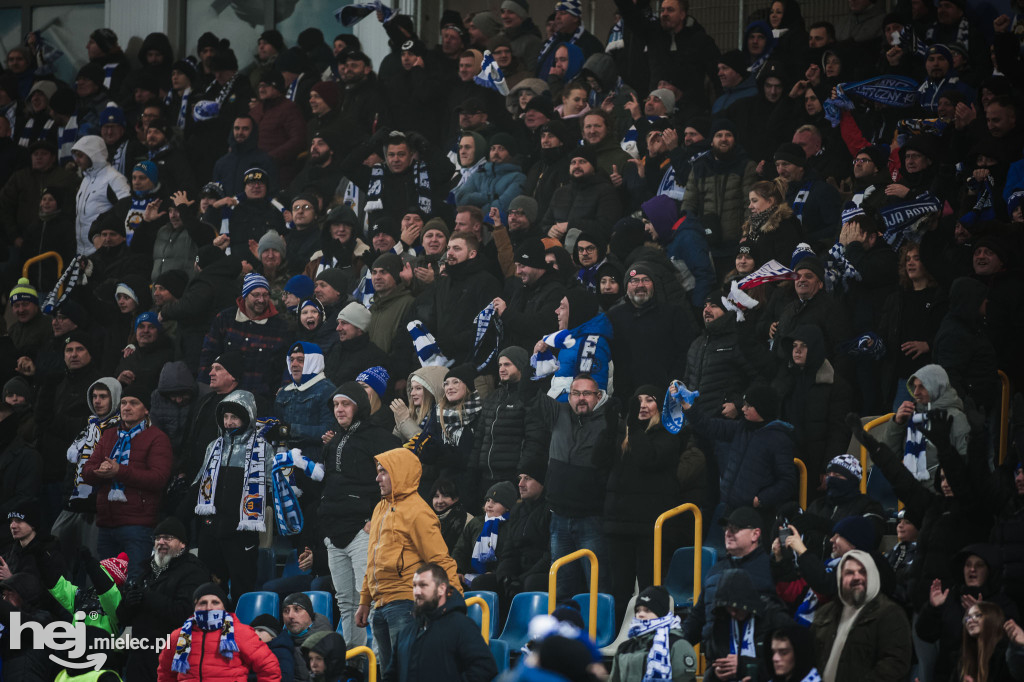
top-left (157, 615), bottom-right (281, 682)
top-left (360, 448), bottom-right (460, 607)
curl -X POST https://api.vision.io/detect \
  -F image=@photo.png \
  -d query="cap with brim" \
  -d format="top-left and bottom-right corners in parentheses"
top-left (718, 506), bottom-right (761, 530)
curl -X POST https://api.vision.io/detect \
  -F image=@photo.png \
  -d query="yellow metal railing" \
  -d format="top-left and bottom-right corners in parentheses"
top-left (548, 549), bottom-right (597, 641)
top-left (22, 250), bottom-right (64, 298)
top-left (465, 595), bottom-right (490, 644)
top-left (999, 370), bottom-right (1010, 465)
top-left (794, 458), bottom-right (807, 510)
top-left (653, 503), bottom-right (702, 599)
top-left (859, 413), bottom-right (895, 493)
top-left (345, 646), bottom-right (377, 682)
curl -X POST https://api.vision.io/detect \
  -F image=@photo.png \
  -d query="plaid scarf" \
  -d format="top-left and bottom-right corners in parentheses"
top-left (825, 243), bottom-right (861, 293)
top-left (439, 394), bottom-right (483, 445)
top-left (108, 420), bottom-right (147, 502)
top-left (627, 613), bottom-right (681, 681)
top-left (195, 429), bottom-right (269, 531)
top-left (172, 609), bottom-right (238, 674)
top-left (745, 205), bottom-right (778, 242)
top-left (67, 413), bottom-right (119, 502)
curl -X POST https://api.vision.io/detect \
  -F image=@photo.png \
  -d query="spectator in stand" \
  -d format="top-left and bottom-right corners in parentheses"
top-left (1, 500), bottom-right (62, 582)
top-left (72, 134), bottom-right (131, 255)
top-left (356, 448), bottom-right (460, 672)
top-left (82, 386), bottom-right (172, 582)
top-left (117, 517), bottom-right (211, 682)
top-left (540, 146), bottom-right (622, 242)
top-left (250, 70), bottom-right (306, 187)
top-left (810, 550), bottom-right (912, 682)
top-left (212, 115), bottom-right (279, 197)
top-left (198, 272), bottom-right (290, 402)
top-left (157, 582), bottom-right (282, 681)
top-left (282, 592), bottom-right (333, 682)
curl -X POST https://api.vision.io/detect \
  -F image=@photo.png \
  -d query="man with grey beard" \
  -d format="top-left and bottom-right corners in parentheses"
top-left (810, 549), bottom-right (911, 682)
top-left (116, 516), bottom-right (210, 682)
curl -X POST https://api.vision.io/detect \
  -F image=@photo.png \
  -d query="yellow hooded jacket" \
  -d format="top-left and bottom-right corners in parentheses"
top-left (360, 448), bottom-right (461, 608)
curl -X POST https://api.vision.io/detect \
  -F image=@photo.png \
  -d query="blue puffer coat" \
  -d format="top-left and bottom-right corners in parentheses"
top-left (452, 161), bottom-right (527, 214)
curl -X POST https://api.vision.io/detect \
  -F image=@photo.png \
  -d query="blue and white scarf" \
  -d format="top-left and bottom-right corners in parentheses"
top-left (794, 556), bottom-right (841, 626)
top-left (790, 181), bottom-right (814, 224)
top-left (166, 87), bottom-right (191, 129)
top-left (469, 512), bottom-right (509, 580)
top-left (108, 420), bottom-right (147, 502)
top-left (898, 26), bottom-right (928, 59)
top-left (195, 429), bottom-right (269, 531)
top-left (729, 617), bottom-right (757, 658)
top-left (286, 75), bottom-right (300, 102)
top-left (335, 0), bottom-right (394, 26)
top-left (16, 117), bottom-right (55, 148)
top-left (627, 613), bottom-right (681, 682)
top-left (537, 23), bottom-right (585, 72)
top-left (471, 303), bottom-right (504, 371)
top-left (621, 116), bottom-right (663, 158)
top-left (879, 192), bottom-right (941, 248)
top-left (838, 332), bottom-right (887, 357)
top-left (271, 448), bottom-right (304, 536)
top-left (407, 320), bottom-right (452, 367)
top-left (531, 348), bottom-right (559, 379)
top-left (657, 164), bottom-right (685, 201)
top-left (825, 242), bottom-right (861, 293)
top-left (824, 75), bottom-right (920, 128)
top-left (193, 72), bottom-right (242, 122)
top-left (365, 160), bottom-right (432, 215)
top-left (172, 609), bottom-right (238, 674)
top-left (474, 51), bottom-right (508, 95)
top-left (57, 114), bottom-right (79, 165)
top-left (926, 17), bottom-right (970, 50)
top-left (904, 411), bottom-right (931, 481)
top-left (662, 380), bottom-right (699, 434)
top-left (68, 413), bottom-right (119, 502)
top-left (606, 17), bottom-right (624, 52)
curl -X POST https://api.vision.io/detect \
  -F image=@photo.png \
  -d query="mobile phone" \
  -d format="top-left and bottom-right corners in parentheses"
top-left (744, 661), bottom-right (759, 682)
top-left (778, 527), bottom-right (792, 544)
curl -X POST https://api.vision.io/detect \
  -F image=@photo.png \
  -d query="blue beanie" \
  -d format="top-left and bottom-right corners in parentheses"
top-left (241, 273), bottom-right (270, 298)
top-left (132, 160), bottom-right (159, 186)
top-left (356, 366), bottom-right (389, 398)
top-left (134, 311), bottom-right (162, 331)
top-left (285, 275), bottom-right (315, 300)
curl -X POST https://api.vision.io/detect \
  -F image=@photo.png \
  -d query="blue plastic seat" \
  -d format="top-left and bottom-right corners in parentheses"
top-left (235, 591), bottom-right (280, 624)
top-left (304, 590), bottom-right (334, 626)
top-left (490, 638), bottom-right (510, 674)
top-left (466, 590), bottom-right (500, 639)
top-left (571, 593), bottom-right (616, 648)
top-left (664, 546), bottom-right (718, 607)
top-left (495, 591), bottom-right (548, 651)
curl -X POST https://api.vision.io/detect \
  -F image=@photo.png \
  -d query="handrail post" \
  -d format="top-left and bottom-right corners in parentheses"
top-left (464, 595), bottom-right (490, 644)
top-left (859, 414), bottom-right (895, 493)
top-left (345, 646), bottom-right (378, 682)
top-left (548, 548), bottom-right (598, 641)
top-left (21, 250), bottom-right (65, 297)
top-left (793, 458), bottom-right (807, 510)
top-left (653, 503), bottom-right (702, 601)
top-left (999, 370), bottom-right (1010, 465)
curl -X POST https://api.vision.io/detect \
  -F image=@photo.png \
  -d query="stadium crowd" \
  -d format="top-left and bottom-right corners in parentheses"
top-left (1, 0), bottom-right (1024, 679)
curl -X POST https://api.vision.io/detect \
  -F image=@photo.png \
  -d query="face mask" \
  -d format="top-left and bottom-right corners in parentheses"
top-left (194, 608), bottom-right (226, 631)
top-left (826, 475), bottom-right (859, 498)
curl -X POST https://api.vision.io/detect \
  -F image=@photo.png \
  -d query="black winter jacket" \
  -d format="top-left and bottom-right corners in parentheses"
top-left (34, 360), bottom-right (101, 483)
top-left (684, 312), bottom-right (764, 419)
top-left (501, 271), bottom-right (566, 350)
top-left (604, 421), bottom-right (682, 534)
top-left (608, 299), bottom-right (698, 402)
top-left (384, 588), bottom-right (497, 682)
top-left (324, 334), bottom-right (391, 387)
top-left (417, 257), bottom-right (502, 366)
top-left (472, 379), bottom-right (541, 495)
top-left (495, 495), bottom-right (551, 585)
top-left (540, 172), bottom-right (623, 241)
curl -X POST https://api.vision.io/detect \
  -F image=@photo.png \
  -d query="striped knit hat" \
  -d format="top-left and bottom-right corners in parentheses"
top-left (100, 552), bottom-right (129, 586)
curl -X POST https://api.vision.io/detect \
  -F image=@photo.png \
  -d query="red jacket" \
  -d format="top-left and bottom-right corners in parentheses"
top-left (81, 422), bottom-right (173, 528)
top-left (157, 616), bottom-right (281, 682)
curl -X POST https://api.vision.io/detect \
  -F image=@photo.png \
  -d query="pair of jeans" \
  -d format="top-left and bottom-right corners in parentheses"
top-left (369, 599), bottom-right (414, 673)
top-left (549, 513), bottom-right (609, 601)
top-left (96, 524), bottom-right (153, 582)
top-left (325, 531), bottom-right (369, 647)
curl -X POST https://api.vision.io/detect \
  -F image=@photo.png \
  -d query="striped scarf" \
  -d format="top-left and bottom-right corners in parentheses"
top-left (67, 413), bottom-right (119, 502)
top-left (195, 430), bottom-right (269, 531)
top-left (469, 512), bottom-right (509, 579)
top-left (537, 24), bottom-right (585, 72)
top-left (904, 412), bottom-right (931, 480)
top-left (627, 614), bottom-right (681, 682)
top-left (108, 420), bottom-right (147, 502)
top-left (41, 256), bottom-right (87, 314)
top-left (172, 610), bottom-right (238, 674)
top-left (471, 302), bottom-right (504, 371)
top-left (364, 161), bottom-right (432, 215)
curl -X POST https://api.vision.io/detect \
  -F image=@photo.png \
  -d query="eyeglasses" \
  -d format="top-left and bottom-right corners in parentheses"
top-left (964, 612), bottom-right (983, 623)
top-left (629, 276), bottom-right (653, 285)
top-left (852, 158), bottom-right (872, 165)
top-left (292, 204), bottom-right (313, 211)
top-left (153, 534), bottom-right (176, 542)
top-left (508, 209), bottom-right (526, 216)
top-left (576, 245), bottom-right (597, 253)
top-left (569, 390), bottom-right (599, 398)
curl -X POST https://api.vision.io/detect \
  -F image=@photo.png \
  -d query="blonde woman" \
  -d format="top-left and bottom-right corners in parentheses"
top-left (390, 366), bottom-right (447, 440)
top-left (740, 177), bottom-right (803, 267)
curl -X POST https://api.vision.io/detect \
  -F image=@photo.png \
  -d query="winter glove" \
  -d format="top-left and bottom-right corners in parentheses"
top-left (846, 413), bottom-right (882, 454)
top-left (919, 411), bottom-right (953, 451)
top-left (273, 448), bottom-right (324, 482)
top-left (405, 131), bottom-right (429, 153)
top-left (122, 586), bottom-right (146, 607)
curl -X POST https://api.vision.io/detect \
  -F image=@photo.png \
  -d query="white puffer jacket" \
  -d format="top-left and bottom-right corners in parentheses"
top-left (72, 135), bottom-right (130, 255)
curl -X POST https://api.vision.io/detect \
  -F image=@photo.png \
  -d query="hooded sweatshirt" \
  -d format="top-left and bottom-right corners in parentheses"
top-left (72, 135), bottom-right (131, 255)
top-left (822, 550), bottom-right (881, 682)
top-left (360, 448), bottom-right (460, 608)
